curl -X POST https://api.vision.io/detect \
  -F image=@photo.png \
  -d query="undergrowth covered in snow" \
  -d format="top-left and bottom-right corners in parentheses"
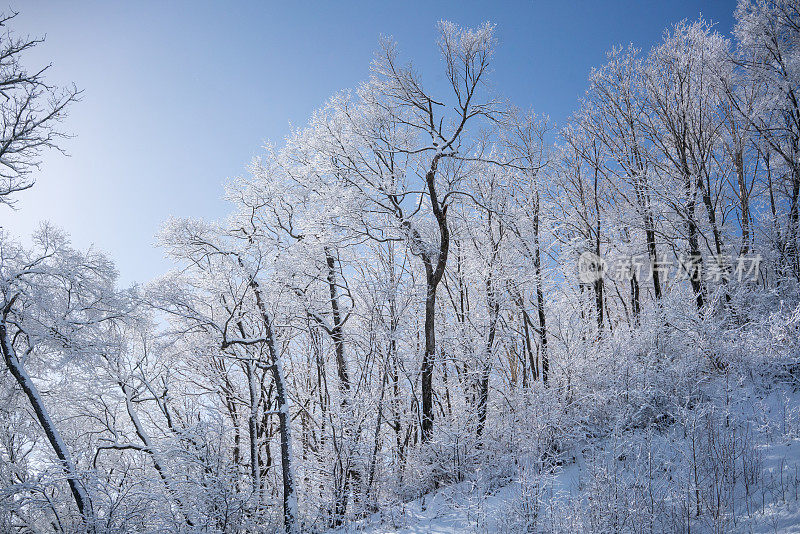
top-left (338, 295), bottom-right (800, 534)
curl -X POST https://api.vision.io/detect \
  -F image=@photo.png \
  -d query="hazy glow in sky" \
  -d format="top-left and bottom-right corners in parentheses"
top-left (2, 0), bottom-right (736, 286)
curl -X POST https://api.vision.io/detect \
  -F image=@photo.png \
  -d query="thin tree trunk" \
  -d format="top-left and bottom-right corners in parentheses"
top-left (245, 360), bottom-right (262, 496)
top-left (225, 392), bottom-right (242, 491)
top-left (532, 193), bottom-right (549, 385)
top-left (250, 279), bottom-right (300, 534)
top-left (1, 313), bottom-right (94, 529)
top-left (421, 269), bottom-right (437, 442)
top-left (592, 158), bottom-right (604, 331)
top-left (477, 212), bottom-right (501, 437)
top-left (681, 143), bottom-right (707, 309)
top-left (521, 306), bottom-right (537, 383)
top-left (788, 159), bottom-right (800, 278)
top-left (420, 153), bottom-right (449, 443)
top-left (686, 173), bottom-right (706, 309)
top-left (325, 247), bottom-right (350, 393)
top-left (630, 270), bottom-right (641, 325)
top-left (593, 257), bottom-right (604, 331)
top-left (119, 380), bottom-right (195, 526)
top-left (367, 355), bottom-right (389, 509)
top-left (735, 146), bottom-right (751, 256)
top-left (476, 277), bottom-right (498, 437)
top-left (700, 170), bottom-right (724, 260)
top-left (631, 142), bottom-right (662, 301)
top-left (323, 247), bottom-right (359, 525)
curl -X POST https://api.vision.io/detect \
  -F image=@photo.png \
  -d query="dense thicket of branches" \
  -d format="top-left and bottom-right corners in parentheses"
top-left (3, 2), bottom-right (800, 533)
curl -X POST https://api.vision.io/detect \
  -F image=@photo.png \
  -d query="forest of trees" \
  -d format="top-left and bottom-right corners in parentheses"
top-left (2, 1), bottom-right (800, 532)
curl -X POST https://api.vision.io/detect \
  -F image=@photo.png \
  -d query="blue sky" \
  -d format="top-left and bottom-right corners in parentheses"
top-left (3, 0), bottom-right (737, 286)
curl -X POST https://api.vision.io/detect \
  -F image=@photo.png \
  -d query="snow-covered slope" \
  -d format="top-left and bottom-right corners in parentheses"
top-left (334, 385), bottom-right (800, 534)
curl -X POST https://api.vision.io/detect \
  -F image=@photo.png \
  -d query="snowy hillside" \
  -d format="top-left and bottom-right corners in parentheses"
top-left (337, 383), bottom-right (800, 534)
top-left (4, 1), bottom-right (800, 533)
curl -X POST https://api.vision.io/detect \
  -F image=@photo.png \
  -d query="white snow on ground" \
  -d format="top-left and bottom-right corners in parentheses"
top-left (335, 384), bottom-right (800, 534)
top-left (731, 439), bottom-right (800, 533)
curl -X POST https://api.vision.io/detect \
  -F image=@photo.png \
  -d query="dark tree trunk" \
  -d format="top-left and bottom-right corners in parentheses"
top-left (119, 380), bottom-right (195, 527)
top-left (632, 172), bottom-right (662, 301)
top-left (250, 280), bottom-right (299, 534)
top-left (521, 307), bottom-right (537, 382)
top-left (532, 194), bottom-right (549, 385)
top-left (788, 161), bottom-right (800, 278)
top-left (420, 154), bottom-right (449, 443)
top-left (325, 247), bottom-right (350, 393)
top-left (245, 361), bottom-right (261, 494)
top-left (700, 174), bottom-right (724, 259)
top-left (324, 247), bottom-right (361, 524)
top-left (630, 270), bottom-right (641, 325)
top-left (476, 215), bottom-right (500, 438)
top-left (421, 268), bottom-right (437, 441)
top-left (592, 159), bottom-right (604, 331)
top-left (476, 280), bottom-right (498, 437)
top-left (685, 170), bottom-right (707, 309)
top-left (1, 315), bottom-right (94, 529)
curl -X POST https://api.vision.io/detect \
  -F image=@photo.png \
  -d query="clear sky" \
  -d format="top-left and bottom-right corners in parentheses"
top-left (2, 0), bottom-right (737, 286)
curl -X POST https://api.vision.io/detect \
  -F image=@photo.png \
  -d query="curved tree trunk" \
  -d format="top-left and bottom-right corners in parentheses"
top-left (421, 154), bottom-right (449, 443)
